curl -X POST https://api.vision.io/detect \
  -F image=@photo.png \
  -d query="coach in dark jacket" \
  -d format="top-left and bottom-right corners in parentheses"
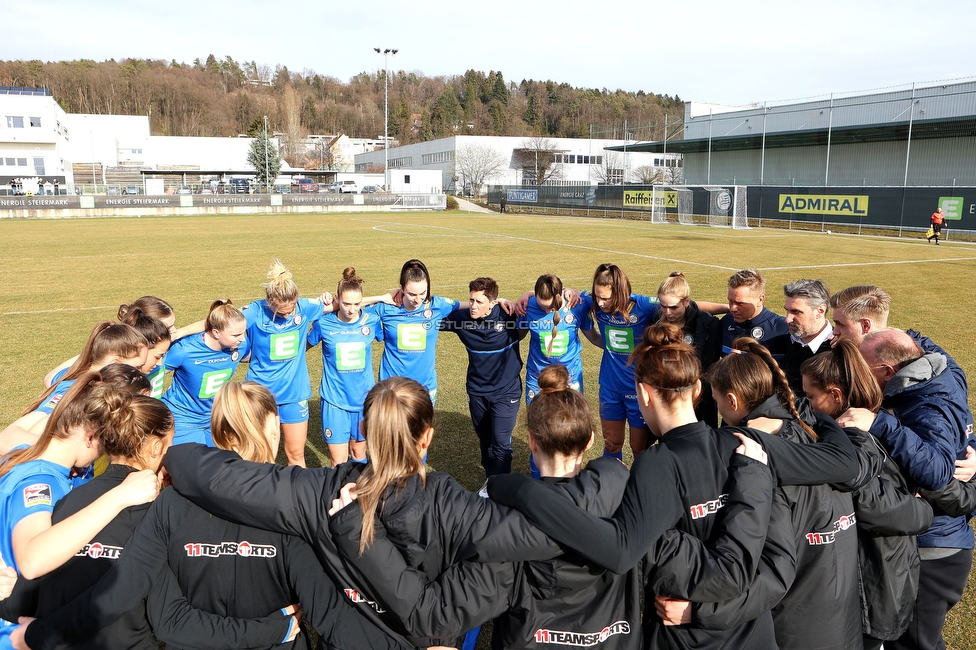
top-left (839, 329), bottom-right (974, 650)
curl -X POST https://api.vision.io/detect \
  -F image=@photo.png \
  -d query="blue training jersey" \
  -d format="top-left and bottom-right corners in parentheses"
top-left (519, 295), bottom-right (593, 387)
top-left (587, 293), bottom-right (660, 394)
top-left (146, 363), bottom-right (166, 399)
top-left (242, 298), bottom-right (323, 404)
top-left (35, 378), bottom-right (76, 415)
top-left (0, 457), bottom-right (72, 575)
top-left (161, 333), bottom-right (251, 429)
top-left (308, 307), bottom-right (383, 412)
top-left (373, 296), bottom-right (460, 394)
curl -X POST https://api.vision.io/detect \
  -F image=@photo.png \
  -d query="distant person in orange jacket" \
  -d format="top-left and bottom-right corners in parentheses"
top-left (929, 208), bottom-right (945, 245)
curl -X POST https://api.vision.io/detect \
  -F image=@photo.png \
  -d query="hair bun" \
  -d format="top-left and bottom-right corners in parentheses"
top-left (537, 364), bottom-right (571, 394)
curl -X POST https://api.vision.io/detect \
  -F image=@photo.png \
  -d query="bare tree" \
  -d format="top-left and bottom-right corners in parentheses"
top-left (453, 144), bottom-right (509, 198)
top-left (595, 151), bottom-right (625, 184)
top-left (633, 164), bottom-right (663, 185)
top-left (662, 164), bottom-right (683, 184)
top-left (513, 137), bottom-right (562, 185)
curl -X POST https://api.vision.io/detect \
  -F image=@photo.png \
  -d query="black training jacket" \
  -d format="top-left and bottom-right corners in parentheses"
top-left (328, 457), bottom-right (645, 650)
top-left (162, 444), bottom-right (552, 649)
top-left (836, 427), bottom-right (932, 641)
top-left (24, 483), bottom-right (396, 650)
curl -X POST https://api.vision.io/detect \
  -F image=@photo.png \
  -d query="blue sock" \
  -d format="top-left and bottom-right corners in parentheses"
top-left (462, 627), bottom-right (481, 650)
top-left (604, 449), bottom-right (623, 461)
top-left (529, 453), bottom-right (541, 479)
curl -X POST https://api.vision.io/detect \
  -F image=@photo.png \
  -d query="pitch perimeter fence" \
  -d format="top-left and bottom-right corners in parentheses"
top-left (487, 184), bottom-right (976, 236)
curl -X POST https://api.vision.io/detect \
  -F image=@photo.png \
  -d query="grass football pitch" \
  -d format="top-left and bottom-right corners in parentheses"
top-left (1, 210), bottom-right (975, 647)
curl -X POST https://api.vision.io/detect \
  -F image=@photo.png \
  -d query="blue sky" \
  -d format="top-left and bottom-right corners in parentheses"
top-left (6, 0), bottom-right (975, 106)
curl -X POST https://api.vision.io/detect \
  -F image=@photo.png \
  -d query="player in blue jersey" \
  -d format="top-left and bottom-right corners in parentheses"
top-left (584, 263), bottom-right (661, 459)
top-left (118, 308), bottom-right (172, 398)
top-left (519, 274), bottom-right (598, 402)
top-left (307, 268), bottom-right (383, 466)
top-left (242, 259), bottom-right (327, 467)
top-left (11, 323), bottom-right (149, 444)
top-left (161, 299), bottom-right (249, 446)
top-left (371, 259), bottom-right (463, 404)
top-left (0, 374), bottom-right (160, 603)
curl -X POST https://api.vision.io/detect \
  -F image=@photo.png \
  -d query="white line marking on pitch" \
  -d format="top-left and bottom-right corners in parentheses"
top-left (761, 257), bottom-right (976, 271)
top-left (3, 305), bottom-right (118, 316)
top-left (362, 220), bottom-right (740, 272)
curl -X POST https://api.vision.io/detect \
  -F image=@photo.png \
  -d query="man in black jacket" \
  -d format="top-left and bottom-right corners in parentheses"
top-left (781, 279), bottom-right (833, 394)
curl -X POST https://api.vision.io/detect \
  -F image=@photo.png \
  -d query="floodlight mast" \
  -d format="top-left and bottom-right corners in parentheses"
top-left (374, 47), bottom-right (398, 192)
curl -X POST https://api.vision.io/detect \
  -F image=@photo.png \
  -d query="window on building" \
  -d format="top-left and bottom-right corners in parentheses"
top-left (34, 157), bottom-right (45, 175)
top-left (568, 155), bottom-right (575, 164)
top-left (4, 158), bottom-right (14, 166)
top-left (30, 117), bottom-right (41, 127)
top-left (594, 156), bottom-right (602, 165)
top-left (17, 158), bottom-right (27, 167)
top-left (404, 175), bottom-right (411, 183)
top-left (607, 169), bottom-right (624, 184)
top-left (7, 116), bottom-right (24, 128)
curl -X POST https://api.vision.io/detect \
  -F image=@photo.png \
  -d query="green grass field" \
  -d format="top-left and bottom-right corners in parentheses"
top-left (2, 210), bottom-right (975, 648)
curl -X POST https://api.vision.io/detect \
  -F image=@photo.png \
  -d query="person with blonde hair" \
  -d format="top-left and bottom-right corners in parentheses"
top-left (162, 299), bottom-right (249, 446)
top-left (17, 381), bottom-right (406, 650)
top-left (657, 271), bottom-right (722, 426)
top-left (721, 269), bottom-right (789, 362)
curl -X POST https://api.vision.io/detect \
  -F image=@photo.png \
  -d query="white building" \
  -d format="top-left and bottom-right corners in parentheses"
top-left (353, 135), bottom-right (682, 194)
top-left (0, 87), bottom-right (73, 190)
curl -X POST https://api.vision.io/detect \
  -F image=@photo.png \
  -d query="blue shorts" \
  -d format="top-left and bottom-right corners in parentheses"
top-left (172, 421), bottom-right (213, 447)
top-left (525, 374), bottom-right (582, 405)
top-left (278, 400), bottom-right (310, 425)
top-left (599, 385), bottom-right (647, 430)
top-left (321, 402), bottom-right (364, 445)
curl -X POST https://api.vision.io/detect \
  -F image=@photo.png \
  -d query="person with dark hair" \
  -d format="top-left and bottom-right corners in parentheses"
top-left (307, 268), bottom-right (383, 466)
top-left (781, 279), bottom-right (833, 394)
top-left (441, 277), bottom-right (525, 476)
top-left (928, 207), bottom-right (944, 244)
top-left (839, 329), bottom-right (974, 650)
top-left (371, 259), bottom-right (462, 405)
top-left (721, 269), bottom-right (790, 362)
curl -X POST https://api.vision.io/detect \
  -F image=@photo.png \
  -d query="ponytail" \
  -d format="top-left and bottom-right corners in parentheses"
top-left (205, 299), bottom-right (245, 332)
top-left (801, 338), bottom-right (882, 417)
top-left (527, 365), bottom-right (592, 458)
top-left (26, 322), bottom-right (147, 414)
top-left (337, 267), bottom-right (365, 298)
top-left (262, 259), bottom-right (299, 306)
top-left (92, 389), bottom-right (173, 465)
top-left (119, 308), bottom-right (171, 348)
top-left (629, 323), bottom-right (700, 407)
top-left (3, 372), bottom-right (108, 478)
top-left (119, 296), bottom-right (173, 323)
top-left (356, 377), bottom-right (433, 553)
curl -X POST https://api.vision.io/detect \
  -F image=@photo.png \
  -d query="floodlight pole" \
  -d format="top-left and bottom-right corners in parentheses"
top-left (263, 115), bottom-right (270, 193)
top-left (374, 47), bottom-right (398, 191)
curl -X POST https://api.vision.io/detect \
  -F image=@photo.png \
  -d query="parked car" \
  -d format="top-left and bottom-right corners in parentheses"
top-left (291, 178), bottom-right (318, 193)
top-left (229, 178), bottom-right (252, 194)
top-left (199, 187), bottom-right (213, 195)
top-left (325, 182), bottom-right (342, 193)
top-left (339, 180), bottom-right (359, 193)
top-left (361, 185), bottom-right (378, 194)
top-left (176, 185), bottom-right (192, 195)
top-left (106, 186), bottom-right (120, 195)
top-left (125, 185), bottom-right (141, 195)
top-left (273, 184), bottom-right (292, 194)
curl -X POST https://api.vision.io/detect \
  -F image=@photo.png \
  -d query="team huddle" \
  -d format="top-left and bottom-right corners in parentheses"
top-left (0, 257), bottom-right (972, 650)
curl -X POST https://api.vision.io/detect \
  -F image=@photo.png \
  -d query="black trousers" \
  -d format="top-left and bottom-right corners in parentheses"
top-left (889, 549), bottom-right (972, 650)
top-left (468, 386), bottom-right (520, 477)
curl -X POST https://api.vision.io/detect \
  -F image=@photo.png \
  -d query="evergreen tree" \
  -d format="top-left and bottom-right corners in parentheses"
top-left (247, 128), bottom-right (281, 191)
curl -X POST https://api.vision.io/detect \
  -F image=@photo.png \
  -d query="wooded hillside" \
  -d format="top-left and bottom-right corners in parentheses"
top-left (0, 56), bottom-right (682, 143)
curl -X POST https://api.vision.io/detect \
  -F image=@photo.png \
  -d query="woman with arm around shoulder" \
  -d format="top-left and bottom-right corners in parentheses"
top-left (307, 267), bottom-right (382, 466)
top-left (161, 299), bottom-right (249, 446)
top-left (370, 259), bottom-right (462, 405)
top-left (801, 339), bottom-right (933, 649)
top-left (0, 373), bottom-right (160, 587)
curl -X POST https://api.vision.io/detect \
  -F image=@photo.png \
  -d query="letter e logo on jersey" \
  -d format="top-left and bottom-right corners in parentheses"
top-left (397, 323), bottom-right (427, 351)
top-left (336, 342), bottom-right (367, 371)
top-left (540, 331), bottom-right (569, 357)
top-left (199, 368), bottom-right (234, 399)
top-left (270, 331), bottom-right (301, 360)
top-left (605, 326), bottom-right (634, 353)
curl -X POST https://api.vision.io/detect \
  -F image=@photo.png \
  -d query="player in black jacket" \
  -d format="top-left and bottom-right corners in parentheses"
top-left (488, 326), bottom-right (861, 650)
top-left (19, 382), bottom-right (402, 650)
top-left (801, 340), bottom-right (933, 649)
top-left (0, 388), bottom-right (299, 650)
top-left (325, 363), bottom-right (773, 650)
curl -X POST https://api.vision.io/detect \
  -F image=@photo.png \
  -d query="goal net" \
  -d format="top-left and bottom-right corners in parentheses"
top-left (631, 185), bottom-right (748, 229)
